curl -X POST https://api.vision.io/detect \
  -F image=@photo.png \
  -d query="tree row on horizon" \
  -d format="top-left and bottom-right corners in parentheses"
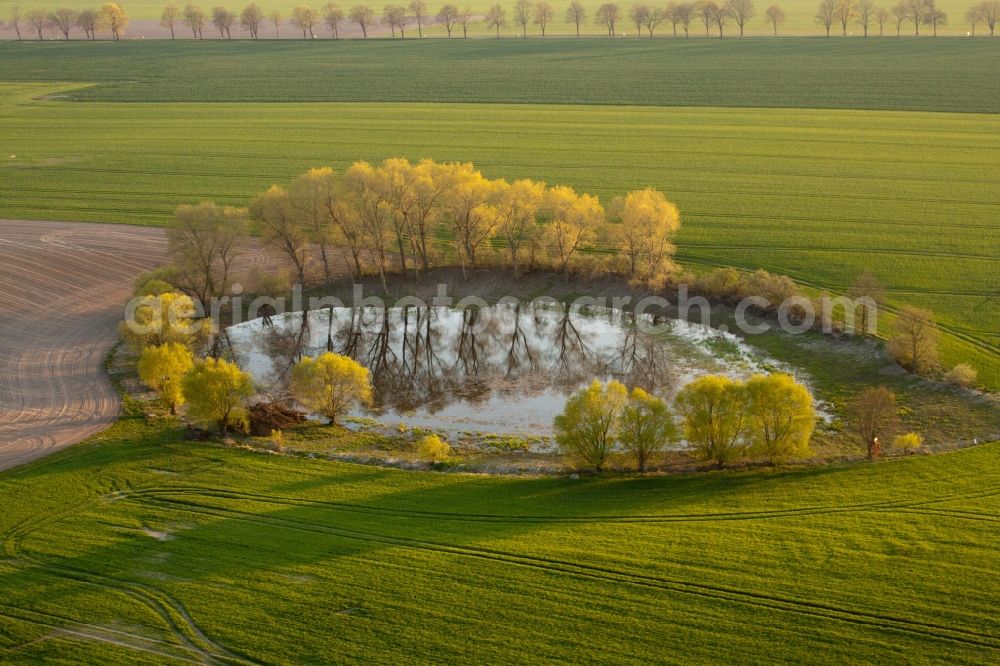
top-left (4, 0), bottom-right (997, 39)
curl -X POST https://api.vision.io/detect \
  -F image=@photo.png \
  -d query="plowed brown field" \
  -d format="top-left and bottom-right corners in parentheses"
top-left (0, 220), bottom-right (168, 470)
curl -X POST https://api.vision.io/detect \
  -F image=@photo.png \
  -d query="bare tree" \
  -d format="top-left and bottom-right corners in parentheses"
top-left (349, 4), bottom-right (374, 35)
top-left (848, 386), bottom-right (899, 459)
top-left (904, 0), bottom-right (926, 33)
top-left (980, 0), bottom-right (1000, 34)
top-left (674, 2), bottom-right (694, 34)
top-left (241, 3), bottom-right (264, 37)
top-left (268, 8), bottom-right (282, 35)
top-left (184, 4), bottom-right (207, 37)
top-left (408, 0), bottom-right (427, 34)
top-left (161, 4), bottom-right (180, 37)
top-left (383, 4), bottom-right (407, 36)
top-left (922, 0), bottom-right (946, 34)
top-left (438, 3), bottom-right (459, 35)
top-left (890, 1), bottom-right (906, 33)
top-left (212, 6), bottom-right (236, 37)
top-left (888, 306), bottom-right (940, 374)
top-left (726, 0), bottom-right (755, 34)
top-left (699, 0), bottom-right (717, 34)
top-left (710, 1), bottom-right (731, 34)
top-left (854, 0), bottom-right (874, 33)
top-left (833, 0), bottom-right (855, 33)
top-left (566, 0), bottom-right (586, 34)
top-left (845, 270), bottom-right (883, 336)
top-left (77, 8), bottom-right (98, 37)
top-left (50, 8), bottom-right (77, 38)
top-left (874, 5), bottom-right (890, 33)
top-left (485, 3), bottom-right (506, 35)
top-left (629, 3), bottom-right (649, 34)
top-left (167, 202), bottom-right (246, 308)
top-left (816, 0), bottom-right (836, 34)
top-left (534, 0), bottom-right (553, 33)
top-left (292, 4), bottom-right (320, 37)
top-left (965, 3), bottom-right (983, 34)
top-left (9, 6), bottom-right (23, 40)
top-left (457, 5), bottom-right (474, 35)
top-left (322, 2), bottom-right (343, 35)
top-left (26, 9), bottom-right (47, 39)
top-left (513, 0), bottom-right (533, 34)
top-left (764, 3), bottom-right (785, 32)
top-left (595, 2), bottom-right (619, 34)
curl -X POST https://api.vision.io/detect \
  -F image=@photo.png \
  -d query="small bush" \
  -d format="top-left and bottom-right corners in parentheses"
top-left (417, 435), bottom-right (451, 463)
top-left (944, 364), bottom-right (977, 389)
top-left (893, 432), bottom-right (923, 454)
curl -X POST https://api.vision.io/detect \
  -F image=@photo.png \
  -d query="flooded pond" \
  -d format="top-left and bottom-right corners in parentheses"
top-left (225, 304), bottom-right (800, 437)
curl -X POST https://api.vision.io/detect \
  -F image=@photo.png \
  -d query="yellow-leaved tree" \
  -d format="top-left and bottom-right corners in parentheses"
top-left (744, 373), bottom-right (816, 464)
top-left (99, 2), bottom-right (129, 39)
top-left (485, 178), bottom-right (546, 279)
top-left (541, 185), bottom-right (603, 279)
top-left (554, 379), bottom-right (628, 472)
top-left (181, 357), bottom-right (254, 434)
top-left (618, 387), bottom-right (678, 472)
top-left (442, 162), bottom-right (495, 277)
top-left (120, 292), bottom-right (212, 350)
top-left (675, 375), bottom-right (749, 468)
top-left (137, 342), bottom-right (194, 414)
top-left (610, 188), bottom-right (681, 289)
top-left (290, 352), bottom-right (373, 425)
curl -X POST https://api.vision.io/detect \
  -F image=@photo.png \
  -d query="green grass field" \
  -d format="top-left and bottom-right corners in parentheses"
top-left (1, 402), bottom-right (999, 663)
top-left (2, 40), bottom-right (999, 111)
top-left (1, 0), bottom-right (987, 36)
top-left (1, 78), bottom-right (997, 386)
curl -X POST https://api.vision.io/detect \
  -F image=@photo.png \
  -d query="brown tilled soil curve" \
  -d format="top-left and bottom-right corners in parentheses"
top-left (0, 220), bottom-right (168, 471)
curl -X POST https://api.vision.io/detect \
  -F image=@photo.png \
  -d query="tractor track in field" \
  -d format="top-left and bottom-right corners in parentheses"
top-left (124, 492), bottom-right (1000, 651)
top-left (115, 483), bottom-right (1000, 526)
top-left (0, 603), bottom-right (206, 664)
top-left (1, 479), bottom-right (997, 659)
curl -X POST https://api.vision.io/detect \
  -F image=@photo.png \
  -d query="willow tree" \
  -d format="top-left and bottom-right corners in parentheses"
top-left (486, 178), bottom-right (546, 278)
top-left (290, 167), bottom-right (338, 284)
top-left (554, 379), bottom-right (628, 472)
top-left (745, 373), bottom-right (815, 464)
top-left (442, 163), bottom-right (495, 277)
top-left (138, 342), bottom-right (194, 414)
top-left (167, 201), bottom-right (246, 308)
top-left (343, 161), bottom-right (392, 292)
top-left (120, 292), bottom-right (212, 351)
top-left (250, 185), bottom-right (310, 288)
top-left (619, 388), bottom-right (677, 472)
top-left (182, 357), bottom-right (254, 435)
top-left (541, 185), bottom-right (602, 279)
top-left (609, 187), bottom-right (680, 288)
top-left (675, 375), bottom-right (749, 467)
top-left (290, 352), bottom-right (373, 425)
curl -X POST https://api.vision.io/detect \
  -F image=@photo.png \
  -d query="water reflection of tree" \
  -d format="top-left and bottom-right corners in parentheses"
top-left (259, 310), bottom-right (311, 391)
top-left (251, 305), bottom-right (676, 417)
top-left (612, 323), bottom-right (675, 392)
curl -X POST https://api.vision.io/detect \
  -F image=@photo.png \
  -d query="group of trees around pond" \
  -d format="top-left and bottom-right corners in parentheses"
top-left (7, 0), bottom-right (998, 39)
top-left (555, 374), bottom-right (924, 471)
top-left (125, 287), bottom-right (927, 472)
top-left (146, 158), bottom-right (976, 387)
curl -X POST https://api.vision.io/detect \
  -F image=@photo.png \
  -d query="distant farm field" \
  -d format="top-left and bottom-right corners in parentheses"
top-left (0, 0), bottom-right (986, 36)
top-left (1, 81), bottom-right (997, 385)
top-left (1, 39), bottom-right (999, 112)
